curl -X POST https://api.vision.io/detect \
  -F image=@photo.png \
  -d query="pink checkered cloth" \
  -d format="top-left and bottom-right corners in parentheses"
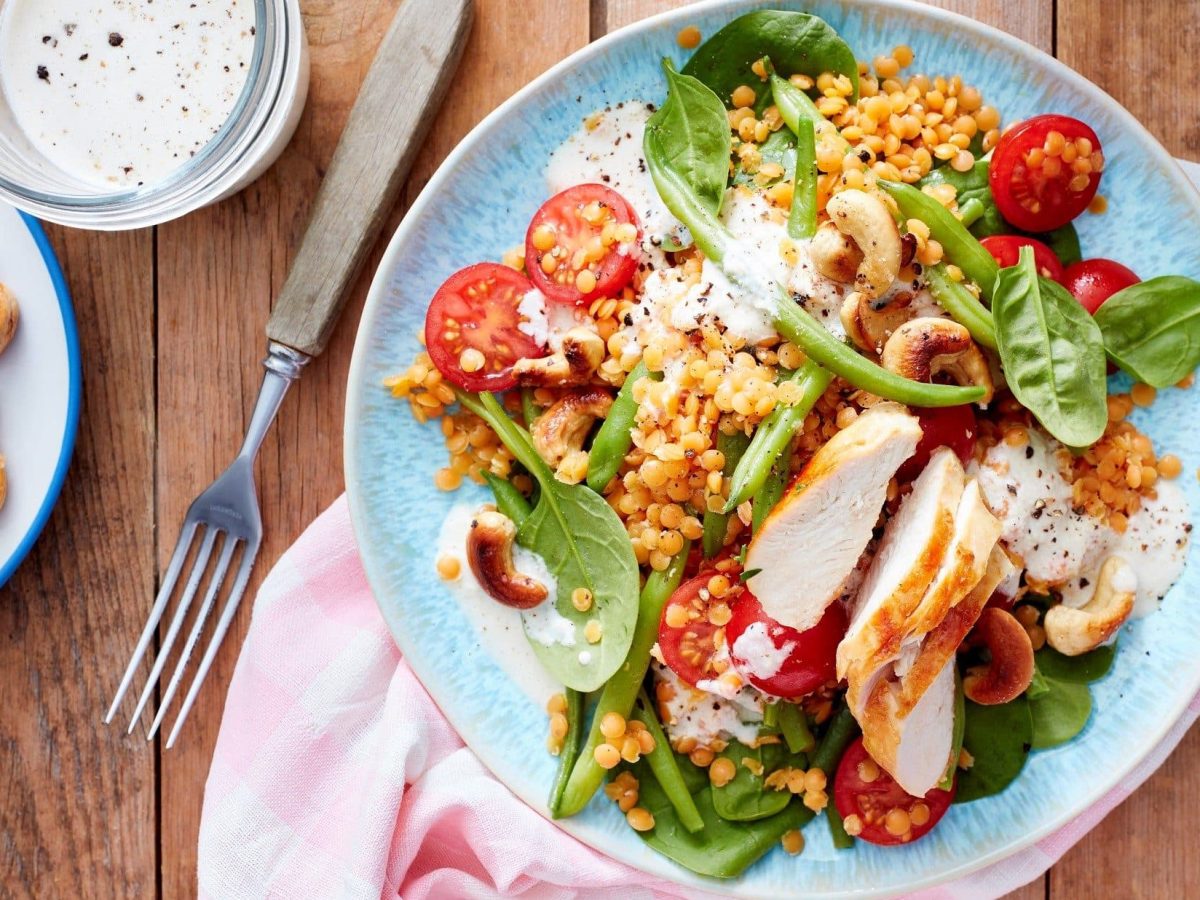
top-left (197, 496), bottom-right (1199, 899)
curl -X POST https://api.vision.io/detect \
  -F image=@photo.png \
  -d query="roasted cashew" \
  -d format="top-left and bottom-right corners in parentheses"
top-left (962, 607), bottom-right (1035, 705)
top-left (823, 189), bottom-right (902, 299)
top-left (1044, 557), bottom-right (1135, 656)
top-left (466, 508), bottom-right (549, 609)
top-left (532, 386), bottom-right (614, 470)
top-left (881, 317), bottom-right (995, 403)
top-left (840, 290), bottom-right (916, 354)
top-left (810, 220), bottom-right (864, 284)
top-left (513, 327), bottom-right (604, 387)
top-left (0, 284), bottom-right (18, 356)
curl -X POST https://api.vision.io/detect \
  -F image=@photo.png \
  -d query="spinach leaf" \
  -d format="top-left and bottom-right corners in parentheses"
top-left (1092, 276), bottom-right (1200, 387)
top-left (992, 247), bottom-right (1108, 447)
top-left (955, 696), bottom-right (1033, 802)
top-left (733, 127), bottom-right (796, 186)
top-left (919, 160), bottom-right (1007, 237)
top-left (682, 10), bottom-right (858, 107)
top-left (1038, 223), bottom-right (1082, 267)
top-left (711, 740), bottom-right (796, 822)
top-left (457, 392), bottom-right (640, 692)
top-left (1028, 672), bottom-right (1092, 749)
top-left (646, 60), bottom-right (730, 217)
top-left (629, 754), bottom-right (813, 878)
top-left (1035, 644), bottom-right (1116, 683)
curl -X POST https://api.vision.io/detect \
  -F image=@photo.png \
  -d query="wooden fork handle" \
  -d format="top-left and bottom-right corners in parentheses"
top-left (266, 0), bottom-right (473, 357)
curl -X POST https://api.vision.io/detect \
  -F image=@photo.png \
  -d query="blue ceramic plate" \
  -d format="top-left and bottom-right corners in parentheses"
top-left (346, 2), bottom-right (1200, 894)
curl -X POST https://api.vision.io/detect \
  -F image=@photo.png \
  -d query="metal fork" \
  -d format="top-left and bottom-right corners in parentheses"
top-left (105, 0), bottom-right (473, 746)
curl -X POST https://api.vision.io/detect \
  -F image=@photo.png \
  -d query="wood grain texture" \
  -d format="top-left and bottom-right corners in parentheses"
top-left (1051, 1), bottom-right (1200, 894)
top-left (0, 227), bottom-right (157, 898)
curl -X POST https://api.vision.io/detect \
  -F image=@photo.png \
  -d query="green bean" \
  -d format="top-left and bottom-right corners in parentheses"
top-left (774, 299), bottom-right (986, 407)
top-left (632, 690), bottom-right (705, 833)
top-left (555, 541), bottom-right (691, 817)
top-left (769, 74), bottom-right (849, 154)
top-left (726, 360), bottom-right (831, 512)
top-left (957, 197), bottom-right (985, 229)
top-left (761, 701), bottom-right (780, 731)
top-left (826, 802), bottom-right (855, 849)
top-left (778, 701), bottom-right (815, 755)
top-left (878, 180), bottom-right (999, 299)
top-left (925, 263), bottom-right (998, 350)
top-left (703, 428), bottom-right (751, 557)
top-left (521, 388), bottom-right (540, 430)
top-left (751, 440), bottom-right (790, 534)
top-left (811, 703), bottom-right (859, 775)
top-left (481, 472), bottom-right (533, 526)
top-left (787, 116), bottom-right (817, 239)
top-left (547, 689), bottom-right (583, 816)
top-left (587, 361), bottom-right (659, 493)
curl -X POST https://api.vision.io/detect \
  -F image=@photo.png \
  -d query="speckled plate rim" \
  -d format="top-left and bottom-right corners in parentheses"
top-left (345, 1), bottom-right (1200, 895)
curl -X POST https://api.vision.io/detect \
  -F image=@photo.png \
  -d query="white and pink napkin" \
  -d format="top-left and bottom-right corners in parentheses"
top-left (197, 495), bottom-right (1199, 900)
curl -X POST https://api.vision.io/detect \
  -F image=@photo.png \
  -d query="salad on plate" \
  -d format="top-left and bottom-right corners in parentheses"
top-left (387, 9), bottom-right (1198, 879)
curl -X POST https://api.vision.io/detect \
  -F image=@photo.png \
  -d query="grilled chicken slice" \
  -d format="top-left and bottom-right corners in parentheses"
top-left (857, 546), bottom-right (1014, 796)
top-left (745, 403), bottom-right (921, 632)
top-left (838, 448), bottom-right (965, 713)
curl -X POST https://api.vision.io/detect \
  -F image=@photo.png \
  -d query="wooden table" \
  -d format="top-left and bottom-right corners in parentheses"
top-left (2, 0), bottom-right (1195, 896)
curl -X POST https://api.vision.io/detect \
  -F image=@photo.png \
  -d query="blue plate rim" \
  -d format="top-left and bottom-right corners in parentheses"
top-left (344, 0), bottom-right (1200, 893)
top-left (0, 212), bottom-right (82, 589)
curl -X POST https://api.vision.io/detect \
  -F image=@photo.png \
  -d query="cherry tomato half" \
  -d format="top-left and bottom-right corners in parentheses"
top-left (525, 184), bottom-right (641, 305)
top-left (423, 262), bottom-right (547, 392)
top-left (1060, 257), bottom-right (1140, 314)
top-left (897, 405), bottom-right (978, 482)
top-left (726, 591), bottom-right (846, 699)
top-left (980, 235), bottom-right (1065, 282)
top-left (834, 737), bottom-right (956, 846)
top-left (658, 572), bottom-right (738, 687)
top-left (989, 114), bottom-right (1104, 232)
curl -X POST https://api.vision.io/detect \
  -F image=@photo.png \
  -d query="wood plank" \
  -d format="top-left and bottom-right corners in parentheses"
top-left (155, 0), bottom-right (589, 896)
top-left (0, 227), bottom-right (157, 898)
top-left (600, 4), bottom-right (1049, 898)
top-left (1052, 1), bottom-right (1200, 892)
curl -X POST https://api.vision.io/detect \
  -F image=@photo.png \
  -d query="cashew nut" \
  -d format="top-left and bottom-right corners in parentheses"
top-left (881, 317), bottom-right (995, 403)
top-left (514, 327), bottom-right (604, 387)
top-left (810, 220), bottom-right (864, 284)
top-left (840, 290), bottom-right (916, 354)
top-left (822, 189), bottom-right (902, 299)
top-left (962, 607), bottom-right (1035, 705)
top-left (466, 508), bottom-right (549, 609)
top-left (0, 284), bottom-right (18, 356)
top-left (532, 386), bottom-right (614, 471)
top-left (1044, 557), bottom-right (1135, 656)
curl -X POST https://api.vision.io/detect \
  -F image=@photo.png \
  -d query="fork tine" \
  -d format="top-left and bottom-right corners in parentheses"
top-left (164, 539), bottom-right (260, 749)
top-left (126, 526), bottom-right (219, 734)
top-left (105, 520), bottom-right (199, 724)
top-left (146, 534), bottom-right (239, 742)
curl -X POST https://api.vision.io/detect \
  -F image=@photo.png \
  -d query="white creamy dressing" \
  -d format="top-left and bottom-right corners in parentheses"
top-left (976, 432), bottom-right (1192, 617)
top-left (546, 101), bottom-right (688, 276)
top-left (435, 505), bottom-right (564, 703)
top-left (730, 620), bottom-right (795, 680)
top-left (516, 287), bottom-right (590, 352)
top-left (0, 0), bottom-right (255, 188)
top-left (652, 661), bottom-right (764, 746)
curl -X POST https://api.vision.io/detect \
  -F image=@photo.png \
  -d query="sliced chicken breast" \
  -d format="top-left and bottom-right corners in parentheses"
top-left (859, 654), bottom-right (956, 797)
top-left (906, 479), bottom-right (1002, 639)
top-left (838, 448), bottom-right (965, 711)
top-left (745, 403), bottom-right (921, 632)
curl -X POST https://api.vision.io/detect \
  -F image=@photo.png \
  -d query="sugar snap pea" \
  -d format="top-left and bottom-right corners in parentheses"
top-left (481, 471), bottom-right (532, 526)
top-left (555, 540), bottom-right (690, 817)
top-left (702, 428), bottom-right (750, 557)
top-left (725, 360), bottom-right (831, 512)
top-left (587, 361), bottom-right (659, 493)
top-left (878, 180), bottom-right (999, 299)
top-left (632, 690), bottom-right (705, 833)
